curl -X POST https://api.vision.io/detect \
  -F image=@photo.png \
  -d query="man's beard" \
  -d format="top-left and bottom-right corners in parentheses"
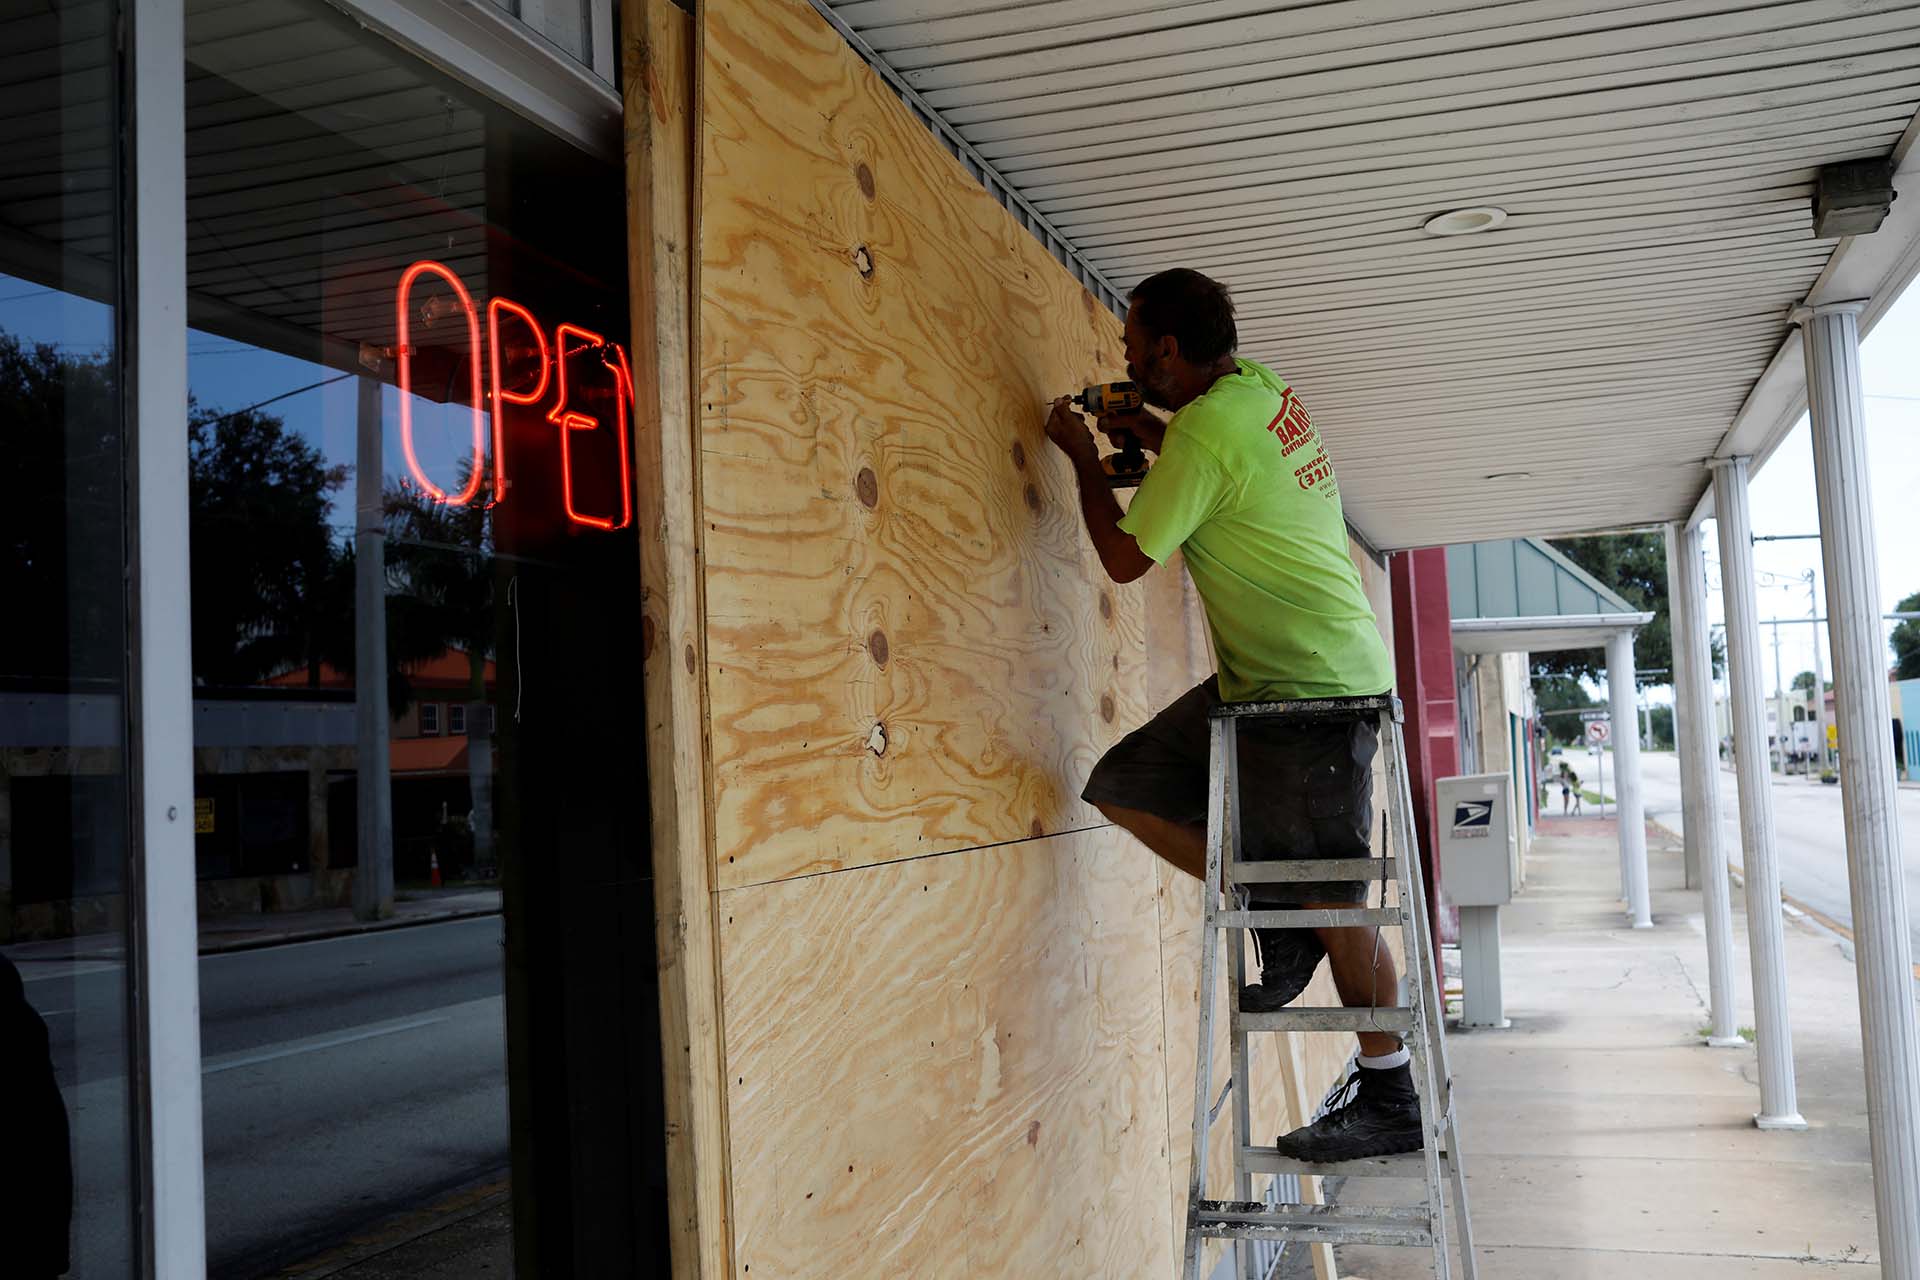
top-left (1129, 352), bottom-right (1175, 410)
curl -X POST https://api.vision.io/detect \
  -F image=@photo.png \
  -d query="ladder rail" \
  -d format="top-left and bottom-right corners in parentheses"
top-left (1183, 716), bottom-right (1232, 1280)
top-left (1223, 717), bottom-right (1260, 1280)
top-left (1397, 717), bottom-right (1482, 1274)
top-left (1383, 709), bottom-right (1455, 1279)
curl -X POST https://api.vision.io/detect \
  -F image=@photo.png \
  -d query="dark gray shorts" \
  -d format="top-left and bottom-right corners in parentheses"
top-left (1081, 676), bottom-right (1381, 905)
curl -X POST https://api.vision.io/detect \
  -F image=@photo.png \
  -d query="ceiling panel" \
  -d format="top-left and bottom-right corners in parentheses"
top-left (825, 0), bottom-right (1920, 549)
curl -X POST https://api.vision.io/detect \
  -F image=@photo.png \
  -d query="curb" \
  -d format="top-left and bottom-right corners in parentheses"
top-left (198, 905), bottom-right (501, 956)
top-left (32, 905), bottom-right (502, 964)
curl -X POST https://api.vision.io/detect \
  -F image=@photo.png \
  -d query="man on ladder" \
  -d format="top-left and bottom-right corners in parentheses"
top-left (1044, 266), bottom-right (1420, 1163)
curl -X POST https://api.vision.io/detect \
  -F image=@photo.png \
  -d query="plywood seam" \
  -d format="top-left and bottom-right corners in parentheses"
top-left (715, 821), bottom-right (1119, 895)
top-left (686, 4), bottom-right (741, 1272)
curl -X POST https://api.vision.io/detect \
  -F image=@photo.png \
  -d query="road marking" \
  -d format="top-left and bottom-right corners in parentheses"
top-left (203, 1014), bottom-right (449, 1075)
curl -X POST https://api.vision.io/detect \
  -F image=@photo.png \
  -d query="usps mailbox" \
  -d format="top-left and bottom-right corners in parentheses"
top-left (1436, 772), bottom-right (1513, 1028)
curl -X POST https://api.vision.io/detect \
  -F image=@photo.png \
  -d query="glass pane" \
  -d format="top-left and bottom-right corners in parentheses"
top-left (0, 1), bottom-right (138, 1275)
top-left (181, 0), bottom-right (659, 1273)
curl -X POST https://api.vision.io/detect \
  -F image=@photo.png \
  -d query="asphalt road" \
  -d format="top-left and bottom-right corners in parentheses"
top-left (22, 916), bottom-right (508, 1278)
top-left (1637, 749), bottom-right (1920, 955)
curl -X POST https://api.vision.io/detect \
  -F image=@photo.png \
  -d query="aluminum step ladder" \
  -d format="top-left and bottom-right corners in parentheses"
top-left (1182, 694), bottom-right (1476, 1280)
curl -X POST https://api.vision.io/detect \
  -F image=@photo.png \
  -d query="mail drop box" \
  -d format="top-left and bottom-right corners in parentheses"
top-left (1436, 772), bottom-right (1513, 906)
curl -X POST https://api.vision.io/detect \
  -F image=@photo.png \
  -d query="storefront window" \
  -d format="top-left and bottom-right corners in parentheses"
top-left (0, 2), bottom-right (137, 1275)
top-left (179, 1), bottom-right (662, 1273)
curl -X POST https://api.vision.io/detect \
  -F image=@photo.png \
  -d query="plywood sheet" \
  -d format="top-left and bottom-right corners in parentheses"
top-left (698, 0), bottom-right (1141, 891)
top-left (718, 828), bottom-right (1173, 1279)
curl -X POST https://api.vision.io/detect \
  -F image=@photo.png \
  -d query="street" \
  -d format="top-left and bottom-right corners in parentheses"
top-left (1637, 750), bottom-right (1920, 955)
top-left (21, 916), bottom-right (508, 1278)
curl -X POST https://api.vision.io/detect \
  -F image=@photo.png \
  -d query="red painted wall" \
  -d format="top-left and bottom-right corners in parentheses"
top-left (1390, 547), bottom-right (1460, 954)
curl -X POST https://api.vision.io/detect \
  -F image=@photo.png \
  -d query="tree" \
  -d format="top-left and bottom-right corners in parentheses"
top-left (1528, 532), bottom-right (1723, 688)
top-left (1532, 673), bottom-right (1599, 746)
top-left (0, 334), bottom-right (126, 683)
top-left (187, 398), bottom-right (349, 686)
top-left (1649, 704), bottom-right (1674, 750)
top-left (1791, 669), bottom-right (1816, 694)
top-left (1893, 591), bottom-right (1920, 680)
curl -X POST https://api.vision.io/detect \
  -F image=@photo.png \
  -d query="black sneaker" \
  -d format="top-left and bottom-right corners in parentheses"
top-left (1240, 925), bottom-right (1326, 1012)
top-left (1273, 1061), bottom-right (1424, 1163)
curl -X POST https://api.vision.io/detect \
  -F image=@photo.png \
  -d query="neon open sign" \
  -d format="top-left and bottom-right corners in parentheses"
top-left (395, 259), bottom-right (633, 530)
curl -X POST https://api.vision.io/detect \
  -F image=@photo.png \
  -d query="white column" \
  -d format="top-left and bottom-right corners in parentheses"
top-left (1606, 629), bottom-right (1652, 928)
top-left (1668, 522), bottom-right (1743, 1046)
top-left (130, 0), bottom-right (208, 1272)
top-left (1798, 300), bottom-right (1920, 1272)
top-left (1710, 456), bottom-right (1806, 1129)
top-left (1667, 526), bottom-right (1703, 890)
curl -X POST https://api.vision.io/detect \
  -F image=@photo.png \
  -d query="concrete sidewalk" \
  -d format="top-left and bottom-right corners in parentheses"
top-left (1334, 817), bottom-right (1881, 1277)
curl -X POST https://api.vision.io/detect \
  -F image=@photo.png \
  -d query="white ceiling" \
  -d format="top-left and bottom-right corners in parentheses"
top-left (821, 0), bottom-right (1920, 551)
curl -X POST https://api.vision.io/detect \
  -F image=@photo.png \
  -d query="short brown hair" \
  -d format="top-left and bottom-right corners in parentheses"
top-left (1129, 268), bottom-right (1237, 363)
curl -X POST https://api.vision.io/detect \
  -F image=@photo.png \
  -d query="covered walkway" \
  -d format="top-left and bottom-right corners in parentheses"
top-left (1335, 819), bottom-right (1878, 1278)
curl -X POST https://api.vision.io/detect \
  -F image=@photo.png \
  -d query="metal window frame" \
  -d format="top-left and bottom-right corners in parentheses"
top-left (322, 0), bottom-right (622, 162)
top-left (116, 2), bottom-right (626, 1273)
top-left (123, 0), bottom-right (208, 1275)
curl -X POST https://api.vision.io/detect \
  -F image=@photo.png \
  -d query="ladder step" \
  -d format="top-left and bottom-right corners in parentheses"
top-left (1229, 856), bottom-right (1395, 884)
top-left (1240, 1145), bottom-right (1447, 1178)
top-left (1208, 694), bottom-right (1401, 723)
top-left (1217, 907), bottom-right (1402, 930)
top-left (1239, 1006), bottom-right (1416, 1033)
top-left (1193, 1200), bottom-right (1432, 1248)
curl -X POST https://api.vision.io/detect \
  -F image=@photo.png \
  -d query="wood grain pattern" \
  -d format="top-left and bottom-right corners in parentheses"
top-left (626, 7), bottom-right (732, 1277)
top-left (698, 0), bottom-right (1141, 891)
top-left (718, 828), bottom-right (1173, 1280)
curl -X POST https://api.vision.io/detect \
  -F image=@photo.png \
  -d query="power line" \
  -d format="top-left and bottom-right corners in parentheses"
top-left (194, 372), bottom-right (353, 429)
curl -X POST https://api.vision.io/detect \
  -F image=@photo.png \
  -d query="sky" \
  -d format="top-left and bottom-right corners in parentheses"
top-left (1694, 288), bottom-right (1920, 703)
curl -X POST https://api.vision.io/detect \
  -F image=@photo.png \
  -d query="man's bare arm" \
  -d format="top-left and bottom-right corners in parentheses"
top-left (1044, 398), bottom-right (1155, 584)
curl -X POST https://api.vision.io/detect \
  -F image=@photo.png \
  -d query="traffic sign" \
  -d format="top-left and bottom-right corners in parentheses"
top-left (1585, 719), bottom-right (1611, 745)
top-left (1579, 710), bottom-right (1610, 722)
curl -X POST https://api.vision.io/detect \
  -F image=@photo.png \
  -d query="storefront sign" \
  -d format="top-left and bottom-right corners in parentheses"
top-left (395, 260), bottom-right (634, 530)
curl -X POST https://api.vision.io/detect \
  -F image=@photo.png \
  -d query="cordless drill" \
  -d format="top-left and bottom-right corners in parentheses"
top-left (1072, 381), bottom-right (1150, 489)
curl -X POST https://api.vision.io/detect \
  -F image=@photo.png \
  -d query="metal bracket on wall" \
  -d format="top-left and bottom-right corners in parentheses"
top-left (802, 0), bottom-right (1128, 320)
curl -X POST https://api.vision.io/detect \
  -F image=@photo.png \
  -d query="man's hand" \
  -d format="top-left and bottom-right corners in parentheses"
top-left (1094, 406), bottom-right (1168, 455)
top-left (1044, 397), bottom-right (1100, 467)
top-left (1041, 398), bottom-right (1154, 585)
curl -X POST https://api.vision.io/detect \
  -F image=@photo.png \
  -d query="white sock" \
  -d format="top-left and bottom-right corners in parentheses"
top-left (1356, 1047), bottom-right (1410, 1071)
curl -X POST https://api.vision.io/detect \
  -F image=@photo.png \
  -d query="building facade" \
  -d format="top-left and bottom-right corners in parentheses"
top-left (1, 1), bottom-right (667, 1275)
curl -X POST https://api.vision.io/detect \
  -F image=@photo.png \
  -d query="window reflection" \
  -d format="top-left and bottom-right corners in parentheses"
top-left (0, 0), bottom-right (136, 1272)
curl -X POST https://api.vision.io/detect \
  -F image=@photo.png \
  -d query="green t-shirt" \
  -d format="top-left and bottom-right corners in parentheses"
top-left (1118, 358), bottom-right (1394, 703)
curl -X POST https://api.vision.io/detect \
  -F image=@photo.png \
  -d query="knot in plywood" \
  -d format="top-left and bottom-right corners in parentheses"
top-left (866, 722), bottom-right (888, 756)
top-left (855, 161), bottom-right (875, 200)
top-left (855, 465), bottom-right (879, 509)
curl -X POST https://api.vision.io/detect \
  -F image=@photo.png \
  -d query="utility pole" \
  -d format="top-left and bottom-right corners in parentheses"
top-left (354, 374), bottom-right (395, 921)
top-left (1807, 570), bottom-right (1829, 771)
top-left (1770, 620), bottom-right (1787, 775)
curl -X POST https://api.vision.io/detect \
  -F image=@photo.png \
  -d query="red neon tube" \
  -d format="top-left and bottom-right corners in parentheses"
top-left (486, 297), bottom-right (549, 500)
top-left (548, 324), bottom-right (632, 531)
top-left (396, 260), bottom-right (486, 505)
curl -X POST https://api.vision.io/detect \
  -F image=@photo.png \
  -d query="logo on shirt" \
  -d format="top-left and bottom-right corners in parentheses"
top-left (1265, 387), bottom-right (1316, 458)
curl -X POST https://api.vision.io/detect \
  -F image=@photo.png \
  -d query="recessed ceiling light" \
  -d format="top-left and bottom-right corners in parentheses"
top-left (1424, 206), bottom-right (1508, 237)
top-left (1484, 471), bottom-right (1532, 481)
